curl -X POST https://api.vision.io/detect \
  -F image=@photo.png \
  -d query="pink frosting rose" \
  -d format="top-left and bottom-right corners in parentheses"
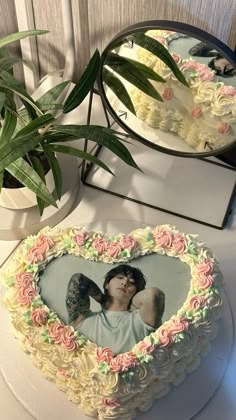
top-left (157, 327), bottom-right (173, 347)
top-left (102, 397), bottom-right (120, 409)
top-left (96, 347), bottom-right (114, 363)
top-left (189, 295), bottom-right (207, 309)
top-left (172, 233), bottom-right (186, 253)
top-left (182, 60), bottom-right (199, 71)
top-left (153, 228), bottom-right (173, 248)
top-left (107, 242), bottom-right (122, 258)
top-left (36, 235), bottom-right (54, 253)
top-left (26, 245), bottom-right (45, 264)
top-left (110, 352), bottom-right (137, 372)
top-left (120, 235), bottom-right (137, 250)
top-left (61, 329), bottom-right (78, 351)
top-left (162, 87), bottom-right (173, 100)
top-left (195, 273), bottom-right (213, 290)
top-left (138, 339), bottom-right (155, 354)
top-left (18, 285), bottom-right (36, 305)
top-left (92, 237), bottom-right (108, 254)
top-left (181, 61), bottom-right (214, 81)
top-left (31, 308), bottom-right (48, 326)
top-left (49, 323), bottom-right (65, 344)
top-left (191, 107), bottom-right (202, 118)
top-left (74, 231), bottom-right (89, 246)
top-left (218, 85), bottom-right (236, 96)
top-left (172, 53), bottom-right (181, 64)
top-left (109, 356), bottom-right (122, 373)
top-left (217, 122), bottom-right (230, 134)
top-left (166, 317), bottom-right (189, 335)
top-left (15, 272), bottom-right (33, 288)
top-left (198, 68), bottom-right (215, 81)
top-left (196, 258), bottom-right (214, 275)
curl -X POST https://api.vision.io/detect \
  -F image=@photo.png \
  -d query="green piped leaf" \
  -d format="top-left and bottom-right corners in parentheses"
top-left (98, 362), bottom-right (111, 374)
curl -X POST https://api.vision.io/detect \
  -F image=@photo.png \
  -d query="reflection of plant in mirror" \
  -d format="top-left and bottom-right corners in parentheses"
top-left (0, 30), bottom-right (140, 215)
top-left (102, 33), bottom-right (189, 115)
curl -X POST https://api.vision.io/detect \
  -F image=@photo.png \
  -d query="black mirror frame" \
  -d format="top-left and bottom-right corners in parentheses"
top-left (97, 20), bottom-right (236, 158)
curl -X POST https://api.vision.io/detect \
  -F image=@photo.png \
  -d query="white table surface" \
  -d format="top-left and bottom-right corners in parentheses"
top-left (0, 181), bottom-right (236, 420)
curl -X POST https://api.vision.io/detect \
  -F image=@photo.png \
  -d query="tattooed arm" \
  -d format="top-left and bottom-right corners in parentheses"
top-left (66, 273), bottom-right (103, 327)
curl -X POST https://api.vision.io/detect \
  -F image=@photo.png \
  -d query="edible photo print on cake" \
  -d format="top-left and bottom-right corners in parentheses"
top-left (39, 253), bottom-right (190, 355)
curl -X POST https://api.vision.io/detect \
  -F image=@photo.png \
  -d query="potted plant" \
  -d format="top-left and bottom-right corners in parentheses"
top-left (0, 29), bottom-right (187, 216)
top-left (0, 29), bottom-right (141, 215)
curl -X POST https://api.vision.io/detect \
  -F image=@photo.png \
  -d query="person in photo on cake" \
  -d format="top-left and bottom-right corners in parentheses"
top-left (66, 264), bottom-right (165, 355)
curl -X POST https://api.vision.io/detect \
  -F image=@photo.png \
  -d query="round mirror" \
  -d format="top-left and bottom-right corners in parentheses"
top-left (98, 21), bottom-right (236, 157)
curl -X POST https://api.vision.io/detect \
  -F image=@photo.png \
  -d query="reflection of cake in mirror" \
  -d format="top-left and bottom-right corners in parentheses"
top-left (2, 224), bottom-right (223, 419)
top-left (130, 30), bottom-right (236, 152)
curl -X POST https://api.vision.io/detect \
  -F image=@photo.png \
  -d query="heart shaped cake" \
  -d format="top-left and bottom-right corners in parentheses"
top-left (1, 224), bottom-right (223, 419)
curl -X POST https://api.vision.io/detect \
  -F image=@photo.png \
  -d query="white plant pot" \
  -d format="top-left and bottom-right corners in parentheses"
top-left (0, 170), bottom-right (55, 210)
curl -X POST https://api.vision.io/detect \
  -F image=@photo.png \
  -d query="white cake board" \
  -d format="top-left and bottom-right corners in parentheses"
top-left (0, 220), bottom-right (233, 420)
top-left (84, 143), bottom-right (236, 229)
top-left (0, 155), bottom-right (80, 241)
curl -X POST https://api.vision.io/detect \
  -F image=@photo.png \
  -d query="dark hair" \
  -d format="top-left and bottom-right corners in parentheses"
top-left (208, 54), bottom-right (222, 73)
top-left (103, 264), bottom-right (146, 293)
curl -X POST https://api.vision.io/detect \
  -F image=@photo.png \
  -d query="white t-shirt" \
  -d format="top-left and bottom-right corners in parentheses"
top-left (77, 309), bottom-right (156, 355)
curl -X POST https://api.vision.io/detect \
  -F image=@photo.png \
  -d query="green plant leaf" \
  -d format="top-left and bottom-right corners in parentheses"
top-left (0, 71), bottom-right (42, 118)
top-left (0, 171), bottom-right (3, 193)
top-left (48, 125), bottom-right (140, 171)
top-left (36, 103), bottom-right (63, 112)
top-left (0, 56), bottom-right (34, 72)
top-left (0, 91), bottom-right (6, 114)
top-left (41, 143), bottom-right (63, 199)
top-left (30, 156), bottom-right (46, 215)
top-left (0, 133), bottom-right (42, 170)
top-left (43, 132), bottom-right (76, 142)
top-left (104, 53), bottom-right (163, 102)
top-left (63, 49), bottom-right (100, 113)
top-left (36, 81), bottom-right (70, 109)
top-left (48, 144), bottom-right (114, 175)
top-left (133, 33), bottom-right (189, 87)
top-left (13, 114), bottom-right (55, 139)
top-left (6, 157), bottom-right (57, 207)
top-left (0, 108), bottom-right (17, 143)
top-left (106, 52), bottom-right (166, 83)
top-left (4, 105), bottom-right (29, 127)
top-left (103, 67), bottom-right (136, 115)
top-left (0, 30), bottom-right (48, 48)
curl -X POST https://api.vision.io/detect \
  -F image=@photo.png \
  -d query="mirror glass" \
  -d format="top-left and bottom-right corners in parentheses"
top-left (99, 25), bottom-right (236, 157)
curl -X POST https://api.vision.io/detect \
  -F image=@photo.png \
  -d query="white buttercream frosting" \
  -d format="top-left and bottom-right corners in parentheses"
top-left (1, 224), bottom-right (223, 419)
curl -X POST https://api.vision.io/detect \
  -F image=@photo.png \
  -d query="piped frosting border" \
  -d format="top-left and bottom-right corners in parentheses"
top-left (1, 224), bottom-right (223, 419)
